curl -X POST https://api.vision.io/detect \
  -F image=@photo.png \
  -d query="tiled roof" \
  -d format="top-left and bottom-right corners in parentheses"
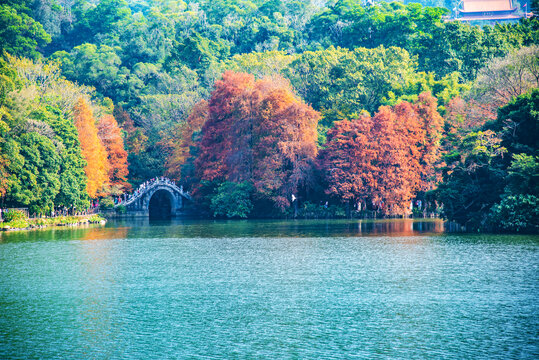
top-left (461, 0), bottom-right (515, 12)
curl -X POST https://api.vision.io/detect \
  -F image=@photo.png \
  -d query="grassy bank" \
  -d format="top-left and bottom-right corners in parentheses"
top-left (0, 214), bottom-right (106, 231)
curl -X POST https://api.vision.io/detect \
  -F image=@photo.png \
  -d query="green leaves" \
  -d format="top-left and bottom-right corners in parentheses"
top-left (0, 57), bottom-right (90, 213)
top-left (286, 46), bottom-right (419, 121)
top-left (210, 182), bottom-right (253, 218)
top-left (489, 194), bottom-right (539, 233)
top-left (438, 89), bottom-right (539, 232)
top-left (0, 4), bottom-right (51, 59)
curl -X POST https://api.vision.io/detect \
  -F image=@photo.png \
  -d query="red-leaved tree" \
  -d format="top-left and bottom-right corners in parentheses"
top-left (193, 71), bottom-right (320, 212)
top-left (320, 93), bottom-right (443, 215)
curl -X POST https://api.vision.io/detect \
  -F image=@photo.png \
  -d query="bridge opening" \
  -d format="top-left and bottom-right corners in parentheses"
top-left (148, 190), bottom-right (173, 220)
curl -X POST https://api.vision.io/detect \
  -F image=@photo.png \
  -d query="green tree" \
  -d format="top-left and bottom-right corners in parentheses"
top-left (0, 4), bottom-right (51, 58)
top-left (438, 89), bottom-right (539, 231)
top-left (210, 181), bottom-right (253, 218)
top-left (286, 46), bottom-right (428, 123)
top-left (34, 106), bottom-right (89, 209)
top-left (8, 131), bottom-right (61, 215)
top-left (489, 194), bottom-right (539, 233)
top-left (165, 32), bottom-right (229, 72)
top-left (486, 87), bottom-right (539, 157)
top-left (52, 44), bottom-right (126, 102)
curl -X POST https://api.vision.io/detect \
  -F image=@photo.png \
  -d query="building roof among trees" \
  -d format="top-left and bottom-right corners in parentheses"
top-left (461, 0), bottom-right (515, 13)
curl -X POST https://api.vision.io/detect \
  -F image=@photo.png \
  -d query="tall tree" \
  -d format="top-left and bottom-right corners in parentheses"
top-left (195, 71), bottom-right (255, 182)
top-left (193, 71), bottom-right (319, 213)
top-left (252, 79), bottom-right (319, 210)
top-left (97, 114), bottom-right (130, 193)
top-left (164, 100), bottom-right (208, 182)
top-left (73, 97), bottom-right (109, 198)
top-left (35, 106), bottom-right (89, 210)
top-left (320, 93), bottom-right (443, 215)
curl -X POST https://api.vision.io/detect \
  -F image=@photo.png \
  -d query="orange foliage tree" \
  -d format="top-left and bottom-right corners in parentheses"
top-left (97, 114), bottom-right (130, 193)
top-left (73, 98), bottom-right (109, 198)
top-left (415, 92), bottom-right (444, 190)
top-left (193, 71), bottom-right (320, 211)
top-left (252, 80), bottom-right (319, 209)
top-left (320, 92), bottom-right (443, 215)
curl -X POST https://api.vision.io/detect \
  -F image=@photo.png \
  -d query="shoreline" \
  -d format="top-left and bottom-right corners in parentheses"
top-left (0, 214), bottom-right (107, 232)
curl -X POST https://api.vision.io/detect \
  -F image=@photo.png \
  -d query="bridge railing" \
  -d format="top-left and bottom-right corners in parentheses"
top-left (115, 177), bottom-right (190, 208)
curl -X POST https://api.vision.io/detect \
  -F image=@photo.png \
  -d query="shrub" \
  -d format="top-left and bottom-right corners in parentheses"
top-left (210, 182), bottom-right (253, 218)
top-left (115, 204), bottom-right (126, 214)
top-left (99, 197), bottom-right (115, 209)
top-left (5, 219), bottom-right (29, 229)
top-left (3, 210), bottom-right (27, 222)
top-left (88, 215), bottom-right (104, 223)
top-left (489, 194), bottom-right (539, 233)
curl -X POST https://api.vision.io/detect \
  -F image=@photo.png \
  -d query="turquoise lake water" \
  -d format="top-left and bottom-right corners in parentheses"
top-left (0, 219), bottom-right (538, 359)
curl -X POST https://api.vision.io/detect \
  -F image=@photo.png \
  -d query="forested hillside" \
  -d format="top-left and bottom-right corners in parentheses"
top-left (0, 0), bottom-right (538, 231)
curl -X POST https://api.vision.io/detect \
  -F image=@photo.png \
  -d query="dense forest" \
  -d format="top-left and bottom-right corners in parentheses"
top-left (0, 0), bottom-right (538, 232)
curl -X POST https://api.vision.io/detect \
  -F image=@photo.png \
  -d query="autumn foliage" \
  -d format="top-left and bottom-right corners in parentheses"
top-left (165, 72), bottom-right (446, 216)
top-left (113, 106), bottom-right (147, 155)
top-left (73, 97), bottom-right (109, 198)
top-left (193, 71), bottom-right (320, 211)
top-left (320, 93), bottom-right (443, 215)
top-left (164, 100), bottom-right (208, 181)
top-left (97, 114), bottom-right (130, 192)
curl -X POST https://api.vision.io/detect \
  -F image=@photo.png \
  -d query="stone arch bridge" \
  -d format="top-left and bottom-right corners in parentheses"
top-left (115, 178), bottom-right (191, 219)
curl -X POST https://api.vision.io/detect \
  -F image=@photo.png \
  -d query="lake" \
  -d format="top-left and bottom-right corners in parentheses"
top-left (0, 219), bottom-right (538, 359)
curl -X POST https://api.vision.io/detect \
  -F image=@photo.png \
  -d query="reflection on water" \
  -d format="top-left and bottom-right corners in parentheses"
top-left (0, 219), bottom-right (538, 359)
top-left (82, 226), bottom-right (129, 241)
top-left (0, 218), bottom-right (447, 243)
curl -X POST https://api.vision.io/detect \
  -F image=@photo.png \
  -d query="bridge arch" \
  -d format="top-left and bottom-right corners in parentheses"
top-left (148, 189), bottom-right (174, 219)
top-left (116, 178), bottom-right (191, 217)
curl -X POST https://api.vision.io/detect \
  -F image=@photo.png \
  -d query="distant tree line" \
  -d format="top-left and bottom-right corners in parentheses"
top-left (0, 0), bottom-right (537, 231)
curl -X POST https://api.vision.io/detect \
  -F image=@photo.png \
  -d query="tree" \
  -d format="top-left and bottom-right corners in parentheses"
top-left (195, 71), bottom-right (255, 183)
top-left (193, 71), bottom-right (319, 213)
top-left (319, 115), bottom-right (377, 206)
top-left (251, 78), bottom-right (320, 210)
top-left (221, 51), bottom-right (295, 79)
top-left (97, 114), bottom-right (130, 193)
top-left (73, 97), bottom-right (109, 198)
top-left (164, 100), bottom-right (208, 182)
top-left (285, 46), bottom-right (431, 124)
top-left (462, 45), bottom-right (539, 127)
top-left (34, 106), bottom-right (89, 210)
top-left (87, 0), bottom-right (132, 37)
top-left (437, 128), bottom-right (508, 229)
top-left (114, 105), bottom-right (147, 155)
top-left (9, 131), bottom-right (61, 214)
top-left (415, 92), bottom-right (445, 190)
top-left (489, 194), bottom-right (539, 233)
top-left (0, 113), bottom-right (13, 199)
top-left (165, 32), bottom-right (229, 72)
top-left (485, 86), bottom-right (539, 157)
top-left (0, 4), bottom-right (51, 58)
top-left (0, 55), bottom-right (95, 212)
top-left (52, 44), bottom-right (125, 102)
top-left (320, 93), bottom-right (443, 215)
top-left (210, 181), bottom-right (253, 218)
